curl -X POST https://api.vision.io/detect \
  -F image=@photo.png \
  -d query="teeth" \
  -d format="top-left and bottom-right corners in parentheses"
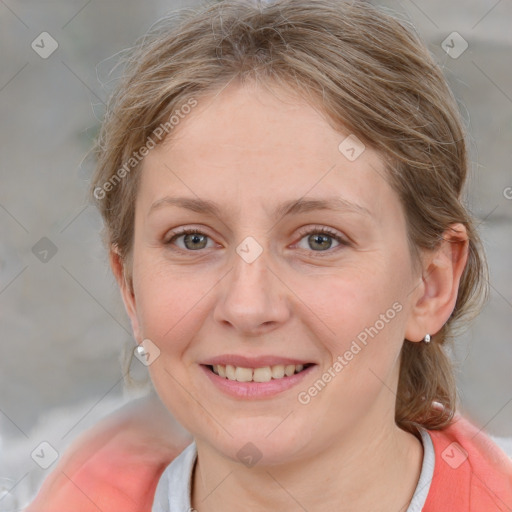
top-left (253, 367), bottom-right (272, 382)
top-left (235, 366), bottom-right (253, 382)
top-left (271, 364), bottom-right (285, 379)
top-left (211, 363), bottom-right (307, 382)
top-left (226, 364), bottom-right (236, 380)
top-left (284, 364), bottom-right (296, 377)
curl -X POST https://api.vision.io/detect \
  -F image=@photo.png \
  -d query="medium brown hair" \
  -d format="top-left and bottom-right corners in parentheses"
top-left (91, 0), bottom-right (488, 433)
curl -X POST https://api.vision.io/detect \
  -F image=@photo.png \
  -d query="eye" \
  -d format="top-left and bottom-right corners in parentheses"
top-left (165, 226), bottom-right (347, 253)
top-left (166, 228), bottom-right (215, 251)
top-left (295, 227), bottom-right (347, 252)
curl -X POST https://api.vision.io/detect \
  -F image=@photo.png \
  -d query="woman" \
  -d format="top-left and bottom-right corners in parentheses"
top-left (28, 0), bottom-right (512, 510)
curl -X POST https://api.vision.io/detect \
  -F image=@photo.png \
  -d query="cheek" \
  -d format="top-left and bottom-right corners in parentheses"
top-left (134, 254), bottom-right (227, 371)
top-left (292, 263), bottom-right (412, 417)
top-left (296, 274), bottom-right (408, 419)
top-left (298, 262), bottom-right (409, 350)
top-left (132, 259), bottom-right (215, 350)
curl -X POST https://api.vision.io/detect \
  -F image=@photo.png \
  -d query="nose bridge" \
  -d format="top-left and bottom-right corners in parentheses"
top-left (213, 237), bottom-right (290, 332)
top-left (228, 238), bottom-right (273, 308)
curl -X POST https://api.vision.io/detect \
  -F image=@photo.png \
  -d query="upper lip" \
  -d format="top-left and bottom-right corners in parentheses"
top-left (200, 355), bottom-right (315, 368)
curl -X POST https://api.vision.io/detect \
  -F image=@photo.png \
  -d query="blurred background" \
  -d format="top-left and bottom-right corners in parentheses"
top-left (1, 0), bottom-right (511, 508)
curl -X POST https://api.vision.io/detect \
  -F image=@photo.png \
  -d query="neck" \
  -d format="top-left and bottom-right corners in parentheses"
top-left (191, 413), bottom-right (423, 512)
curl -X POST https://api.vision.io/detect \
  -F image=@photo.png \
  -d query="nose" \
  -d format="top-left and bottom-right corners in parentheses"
top-left (213, 244), bottom-right (291, 336)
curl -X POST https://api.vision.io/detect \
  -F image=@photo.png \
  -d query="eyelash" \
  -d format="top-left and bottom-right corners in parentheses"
top-left (165, 226), bottom-right (349, 254)
top-left (297, 225), bottom-right (349, 248)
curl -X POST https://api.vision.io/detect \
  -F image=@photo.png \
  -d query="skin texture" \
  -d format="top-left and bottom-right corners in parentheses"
top-left (111, 81), bottom-right (469, 511)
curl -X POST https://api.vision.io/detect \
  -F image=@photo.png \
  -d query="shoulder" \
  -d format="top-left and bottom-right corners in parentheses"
top-left (424, 414), bottom-right (512, 511)
top-left (26, 395), bottom-right (192, 512)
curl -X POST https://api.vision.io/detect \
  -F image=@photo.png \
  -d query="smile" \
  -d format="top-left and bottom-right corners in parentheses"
top-left (208, 363), bottom-right (312, 383)
top-left (201, 362), bottom-right (316, 399)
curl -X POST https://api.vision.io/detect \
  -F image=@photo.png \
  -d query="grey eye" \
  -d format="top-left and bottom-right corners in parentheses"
top-left (297, 232), bottom-right (340, 251)
top-left (171, 232), bottom-right (214, 250)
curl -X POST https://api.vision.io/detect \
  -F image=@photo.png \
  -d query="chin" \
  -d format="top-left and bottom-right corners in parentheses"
top-left (197, 420), bottom-right (312, 468)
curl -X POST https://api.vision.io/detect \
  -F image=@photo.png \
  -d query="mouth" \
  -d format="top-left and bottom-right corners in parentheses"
top-left (203, 363), bottom-right (315, 383)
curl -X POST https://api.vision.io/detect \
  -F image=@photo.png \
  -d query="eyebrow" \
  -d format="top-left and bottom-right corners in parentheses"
top-left (148, 195), bottom-right (372, 219)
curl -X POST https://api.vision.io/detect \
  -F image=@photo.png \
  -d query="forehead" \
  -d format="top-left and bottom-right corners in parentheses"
top-left (139, 82), bottom-right (399, 222)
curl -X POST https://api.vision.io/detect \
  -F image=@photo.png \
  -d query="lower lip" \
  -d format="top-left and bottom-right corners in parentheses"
top-left (200, 364), bottom-right (316, 399)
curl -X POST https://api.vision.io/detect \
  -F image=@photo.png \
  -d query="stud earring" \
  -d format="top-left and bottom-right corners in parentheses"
top-left (423, 334), bottom-right (431, 343)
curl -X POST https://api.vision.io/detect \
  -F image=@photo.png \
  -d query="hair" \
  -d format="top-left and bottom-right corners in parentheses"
top-left (91, 0), bottom-right (488, 434)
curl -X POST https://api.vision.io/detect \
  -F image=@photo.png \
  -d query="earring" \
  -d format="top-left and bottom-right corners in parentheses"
top-left (423, 334), bottom-right (431, 343)
top-left (135, 344), bottom-right (146, 357)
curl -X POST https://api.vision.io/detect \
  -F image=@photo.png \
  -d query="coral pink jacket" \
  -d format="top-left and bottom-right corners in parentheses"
top-left (27, 409), bottom-right (512, 511)
top-left (424, 415), bottom-right (512, 510)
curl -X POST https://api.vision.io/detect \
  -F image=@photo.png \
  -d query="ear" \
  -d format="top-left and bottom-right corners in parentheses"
top-left (405, 223), bottom-right (469, 342)
top-left (110, 246), bottom-right (141, 343)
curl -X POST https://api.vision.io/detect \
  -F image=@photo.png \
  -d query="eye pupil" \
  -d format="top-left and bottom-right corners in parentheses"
top-left (174, 230), bottom-right (339, 252)
top-left (308, 233), bottom-right (332, 251)
top-left (184, 233), bottom-right (208, 250)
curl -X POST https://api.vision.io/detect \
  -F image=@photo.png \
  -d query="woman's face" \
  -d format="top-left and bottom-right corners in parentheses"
top-left (122, 82), bottom-right (424, 464)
